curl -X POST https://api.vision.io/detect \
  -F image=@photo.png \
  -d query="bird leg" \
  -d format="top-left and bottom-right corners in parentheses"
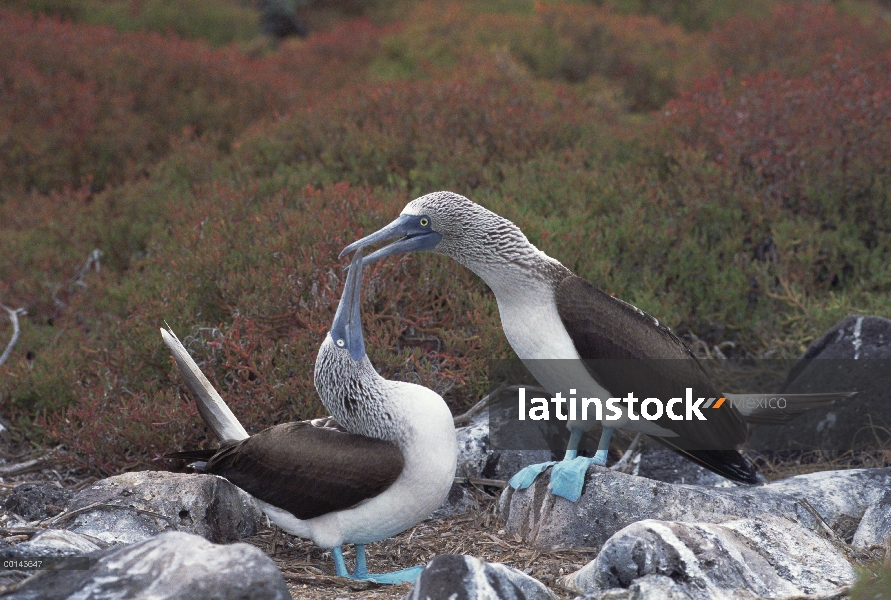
top-left (507, 427), bottom-right (587, 492)
top-left (562, 427), bottom-right (583, 460)
top-left (593, 426), bottom-right (613, 465)
top-left (549, 426), bottom-right (613, 502)
top-left (332, 544), bottom-right (424, 585)
top-left (332, 546), bottom-right (351, 578)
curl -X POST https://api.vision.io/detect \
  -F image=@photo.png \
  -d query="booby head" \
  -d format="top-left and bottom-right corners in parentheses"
top-left (339, 192), bottom-right (546, 273)
top-left (328, 248), bottom-right (367, 362)
top-left (315, 248), bottom-right (384, 429)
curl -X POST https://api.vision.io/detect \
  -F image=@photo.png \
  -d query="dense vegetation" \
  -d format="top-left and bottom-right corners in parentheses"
top-left (1, 0), bottom-right (890, 475)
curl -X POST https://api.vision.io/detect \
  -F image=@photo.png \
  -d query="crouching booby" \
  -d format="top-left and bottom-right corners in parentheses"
top-left (164, 249), bottom-right (457, 583)
top-left (340, 191), bottom-right (853, 502)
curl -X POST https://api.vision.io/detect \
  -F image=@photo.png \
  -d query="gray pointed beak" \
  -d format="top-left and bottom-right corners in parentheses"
top-left (331, 249), bottom-right (366, 361)
top-left (340, 214), bottom-right (442, 264)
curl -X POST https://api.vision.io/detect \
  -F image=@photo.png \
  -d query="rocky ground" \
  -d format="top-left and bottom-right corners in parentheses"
top-left (0, 450), bottom-right (593, 599)
top-left (1, 315), bottom-right (891, 599)
top-left (2, 440), bottom-right (890, 599)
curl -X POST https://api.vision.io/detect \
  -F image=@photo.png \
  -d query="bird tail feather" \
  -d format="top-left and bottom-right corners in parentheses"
top-left (726, 392), bottom-right (855, 424)
top-left (654, 437), bottom-right (760, 484)
top-left (160, 327), bottom-right (249, 442)
top-left (163, 449), bottom-right (217, 471)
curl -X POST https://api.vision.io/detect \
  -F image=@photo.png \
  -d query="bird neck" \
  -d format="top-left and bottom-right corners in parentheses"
top-left (435, 209), bottom-right (572, 300)
top-left (455, 242), bottom-right (571, 304)
top-left (314, 351), bottom-right (403, 443)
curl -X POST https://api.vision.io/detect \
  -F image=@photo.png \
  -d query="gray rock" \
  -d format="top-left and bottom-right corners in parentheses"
top-left (4, 483), bottom-right (72, 521)
top-left (561, 516), bottom-right (855, 599)
top-left (499, 466), bottom-right (891, 549)
top-left (429, 482), bottom-right (475, 520)
top-left (3, 530), bottom-right (290, 600)
top-left (634, 448), bottom-right (732, 487)
top-left (575, 575), bottom-right (698, 600)
top-left (747, 315), bottom-right (891, 452)
top-left (573, 574), bottom-right (695, 599)
top-left (456, 412), bottom-right (553, 481)
top-left (404, 554), bottom-right (556, 600)
top-left (63, 471), bottom-right (263, 546)
top-left (0, 529), bottom-right (102, 558)
top-left (853, 489), bottom-right (891, 552)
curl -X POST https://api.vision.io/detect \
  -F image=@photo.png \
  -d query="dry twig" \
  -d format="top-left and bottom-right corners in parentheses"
top-left (0, 304), bottom-right (26, 366)
top-left (43, 501), bottom-right (179, 531)
top-left (0, 459), bottom-right (47, 477)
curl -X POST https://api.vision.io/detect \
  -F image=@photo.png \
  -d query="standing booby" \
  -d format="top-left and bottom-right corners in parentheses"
top-left (164, 249), bottom-right (456, 583)
top-left (340, 191), bottom-right (849, 502)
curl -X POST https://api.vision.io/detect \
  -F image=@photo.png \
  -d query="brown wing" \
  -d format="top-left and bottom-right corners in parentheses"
top-left (203, 421), bottom-right (404, 520)
top-left (556, 276), bottom-right (756, 483)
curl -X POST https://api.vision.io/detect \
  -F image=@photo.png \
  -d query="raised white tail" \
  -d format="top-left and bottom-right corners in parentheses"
top-left (160, 327), bottom-right (249, 442)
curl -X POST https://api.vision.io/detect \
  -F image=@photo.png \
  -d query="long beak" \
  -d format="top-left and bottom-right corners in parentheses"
top-left (339, 214), bottom-right (442, 264)
top-left (331, 249), bottom-right (366, 361)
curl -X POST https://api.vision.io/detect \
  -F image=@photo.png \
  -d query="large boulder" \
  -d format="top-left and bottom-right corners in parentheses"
top-left (456, 412), bottom-right (553, 481)
top-left (747, 315), bottom-right (891, 453)
top-left (499, 466), bottom-right (891, 549)
top-left (3, 531), bottom-right (290, 600)
top-left (62, 471), bottom-right (264, 545)
top-left (403, 554), bottom-right (556, 600)
top-left (561, 516), bottom-right (855, 599)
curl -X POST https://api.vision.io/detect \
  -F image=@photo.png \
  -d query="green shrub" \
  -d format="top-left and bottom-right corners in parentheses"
top-left (235, 77), bottom-right (609, 195)
top-left (3, 0), bottom-right (891, 475)
top-left (2, 0), bottom-right (262, 45)
top-left (709, 3), bottom-right (891, 78)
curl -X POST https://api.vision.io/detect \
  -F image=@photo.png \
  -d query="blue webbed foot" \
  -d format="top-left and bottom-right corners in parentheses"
top-left (508, 461), bottom-right (557, 490)
top-left (359, 565), bottom-right (424, 584)
top-left (548, 448), bottom-right (609, 502)
top-left (332, 544), bottom-right (424, 585)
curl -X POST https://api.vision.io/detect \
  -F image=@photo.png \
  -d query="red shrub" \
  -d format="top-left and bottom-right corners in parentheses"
top-left (271, 18), bottom-right (394, 95)
top-left (534, 3), bottom-right (705, 110)
top-left (239, 77), bottom-right (600, 193)
top-left (0, 11), bottom-right (388, 194)
top-left (709, 4), bottom-right (891, 78)
top-left (660, 48), bottom-right (891, 234)
top-left (20, 181), bottom-right (503, 471)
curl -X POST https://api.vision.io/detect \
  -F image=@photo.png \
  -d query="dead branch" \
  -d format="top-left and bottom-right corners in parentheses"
top-left (456, 476), bottom-right (508, 489)
top-left (43, 501), bottom-right (179, 531)
top-left (68, 249), bottom-right (103, 294)
top-left (0, 304), bottom-right (26, 366)
top-left (610, 433), bottom-right (643, 472)
top-left (0, 459), bottom-right (47, 477)
top-left (280, 571), bottom-right (384, 590)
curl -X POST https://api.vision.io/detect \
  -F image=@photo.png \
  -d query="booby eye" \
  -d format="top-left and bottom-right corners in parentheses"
top-left (419, 217), bottom-right (429, 227)
top-left (336, 339), bottom-right (345, 347)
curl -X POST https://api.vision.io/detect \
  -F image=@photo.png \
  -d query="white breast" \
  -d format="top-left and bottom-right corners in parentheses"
top-left (267, 382), bottom-right (457, 548)
top-left (493, 278), bottom-right (675, 437)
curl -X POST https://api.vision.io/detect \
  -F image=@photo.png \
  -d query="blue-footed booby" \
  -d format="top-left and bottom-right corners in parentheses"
top-left (340, 191), bottom-right (851, 502)
top-left (164, 249), bottom-right (456, 583)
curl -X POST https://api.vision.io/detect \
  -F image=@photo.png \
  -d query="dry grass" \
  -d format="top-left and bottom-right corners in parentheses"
top-left (0, 448), bottom-right (594, 599)
top-left (242, 486), bottom-right (597, 600)
top-left (3, 443), bottom-right (890, 599)
top-left (752, 448), bottom-right (891, 482)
